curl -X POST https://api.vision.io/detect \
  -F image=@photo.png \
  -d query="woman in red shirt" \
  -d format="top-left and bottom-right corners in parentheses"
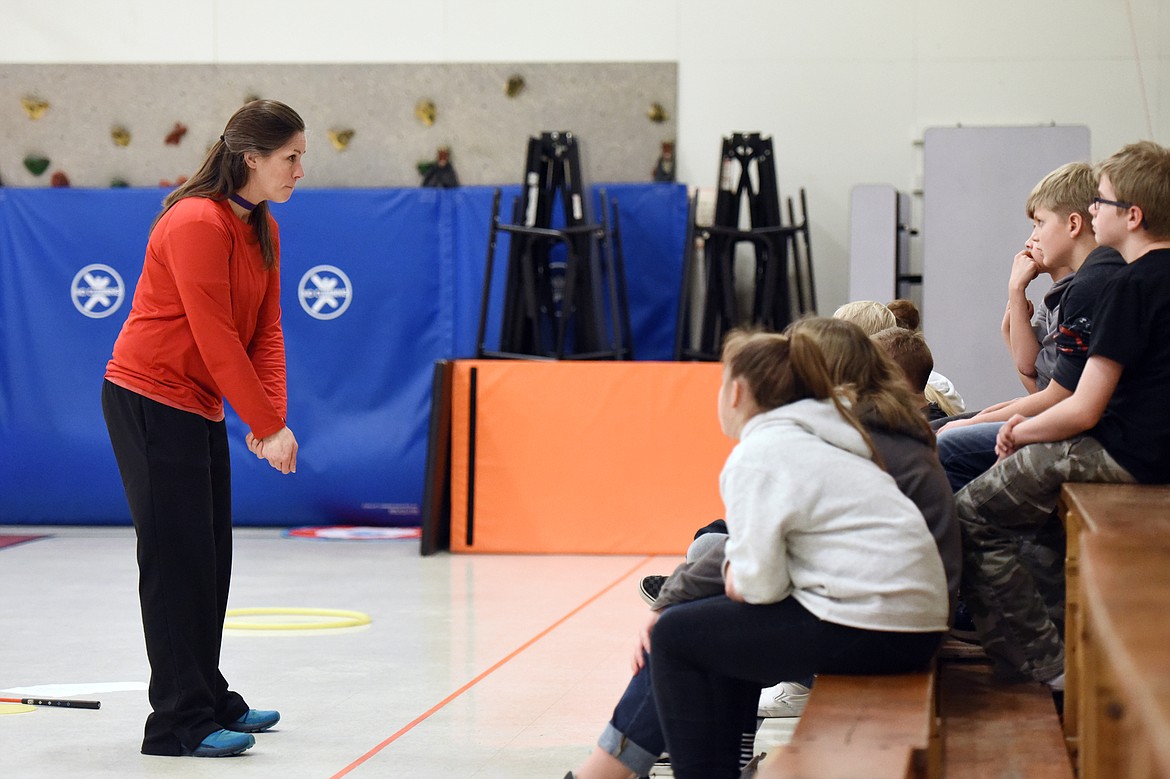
top-left (102, 99), bottom-right (305, 758)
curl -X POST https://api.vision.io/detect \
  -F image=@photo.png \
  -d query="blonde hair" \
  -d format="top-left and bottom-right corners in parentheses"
top-left (1096, 140), bottom-right (1170, 239)
top-left (924, 384), bottom-right (961, 417)
top-left (832, 300), bottom-right (897, 336)
top-left (1025, 162), bottom-right (1097, 223)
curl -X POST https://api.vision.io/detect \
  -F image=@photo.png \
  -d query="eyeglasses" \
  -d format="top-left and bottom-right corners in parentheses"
top-left (1090, 196), bottom-right (1133, 211)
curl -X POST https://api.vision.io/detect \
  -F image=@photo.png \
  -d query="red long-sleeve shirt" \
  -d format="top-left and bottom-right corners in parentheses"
top-left (105, 197), bottom-right (288, 439)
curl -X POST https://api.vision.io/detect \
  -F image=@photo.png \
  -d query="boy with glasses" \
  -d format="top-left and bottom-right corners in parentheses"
top-left (956, 140), bottom-right (1170, 687)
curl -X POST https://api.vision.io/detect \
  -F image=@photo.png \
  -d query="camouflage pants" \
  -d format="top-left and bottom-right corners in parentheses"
top-left (955, 435), bottom-right (1135, 683)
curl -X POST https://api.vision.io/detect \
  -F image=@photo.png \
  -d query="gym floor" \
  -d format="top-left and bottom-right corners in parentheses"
top-left (0, 526), bottom-right (794, 778)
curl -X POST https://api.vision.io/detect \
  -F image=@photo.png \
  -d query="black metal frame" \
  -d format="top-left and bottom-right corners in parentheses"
top-left (674, 132), bottom-right (815, 361)
top-left (476, 132), bottom-right (631, 360)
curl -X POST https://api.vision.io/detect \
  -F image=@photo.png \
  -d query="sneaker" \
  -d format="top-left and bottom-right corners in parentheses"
top-left (226, 709), bottom-right (280, 733)
top-left (757, 681), bottom-right (810, 718)
top-left (639, 575), bottom-right (667, 605)
top-left (648, 753), bottom-right (672, 777)
top-left (186, 729), bottom-right (255, 757)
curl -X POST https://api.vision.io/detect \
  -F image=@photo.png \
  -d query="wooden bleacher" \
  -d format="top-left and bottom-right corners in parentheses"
top-left (938, 662), bottom-right (1072, 779)
top-left (753, 482), bottom-right (1170, 778)
top-left (759, 671), bottom-right (939, 779)
top-left (1059, 481), bottom-right (1170, 774)
top-left (754, 655), bottom-right (1072, 779)
top-left (1078, 533), bottom-right (1170, 778)
top-left (693, 482), bottom-right (1170, 777)
top-left (1061, 482), bottom-right (1170, 779)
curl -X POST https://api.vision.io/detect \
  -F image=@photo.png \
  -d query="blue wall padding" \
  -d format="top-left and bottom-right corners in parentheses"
top-left (0, 184), bottom-right (687, 526)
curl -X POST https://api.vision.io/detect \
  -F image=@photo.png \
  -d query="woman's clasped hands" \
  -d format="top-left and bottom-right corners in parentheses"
top-left (245, 426), bottom-right (298, 474)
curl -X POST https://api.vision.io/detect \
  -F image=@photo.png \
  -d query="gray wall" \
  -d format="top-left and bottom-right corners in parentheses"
top-left (1, 63), bottom-right (676, 188)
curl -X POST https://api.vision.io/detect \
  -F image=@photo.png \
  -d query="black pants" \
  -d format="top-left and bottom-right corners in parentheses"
top-left (102, 380), bottom-right (248, 755)
top-left (650, 595), bottom-right (943, 779)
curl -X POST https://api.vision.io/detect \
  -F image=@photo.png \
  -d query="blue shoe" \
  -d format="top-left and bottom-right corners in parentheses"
top-left (226, 708), bottom-right (280, 733)
top-left (187, 729), bottom-right (255, 757)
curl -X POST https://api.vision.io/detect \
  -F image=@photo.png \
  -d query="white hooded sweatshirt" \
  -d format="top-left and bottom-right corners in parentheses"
top-left (722, 398), bottom-right (949, 633)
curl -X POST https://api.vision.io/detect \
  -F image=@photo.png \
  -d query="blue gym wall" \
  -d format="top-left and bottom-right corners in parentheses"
top-left (0, 183), bottom-right (688, 526)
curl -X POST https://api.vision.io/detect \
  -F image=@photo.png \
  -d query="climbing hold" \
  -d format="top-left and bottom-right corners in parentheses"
top-left (327, 128), bottom-right (355, 151)
top-left (50, 171), bottom-right (71, 188)
top-left (164, 122), bottom-right (188, 145)
top-left (23, 155), bottom-right (50, 176)
top-left (420, 146), bottom-right (460, 188)
top-left (415, 99), bottom-right (437, 127)
top-left (504, 75), bottom-right (526, 98)
top-left (21, 95), bottom-right (50, 120)
top-left (111, 126), bottom-right (131, 147)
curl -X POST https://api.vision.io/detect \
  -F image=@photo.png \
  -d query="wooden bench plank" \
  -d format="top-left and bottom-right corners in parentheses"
top-left (790, 671), bottom-right (939, 778)
top-left (1060, 483), bottom-right (1170, 757)
top-left (939, 662), bottom-right (1073, 779)
top-left (792, 672), bottom-right (935, 746)
top-left (1079, 534), bottom-right (1170, 779)
top-left (755, 743), bottom-right (915, 779)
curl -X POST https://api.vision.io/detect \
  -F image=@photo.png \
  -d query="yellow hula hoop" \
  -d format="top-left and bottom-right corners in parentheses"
top-left (224, 607), bottom-right (371, 631)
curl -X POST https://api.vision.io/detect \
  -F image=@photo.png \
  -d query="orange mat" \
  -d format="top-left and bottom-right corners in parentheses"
top-left (448, 360), bottom-right (733, 554)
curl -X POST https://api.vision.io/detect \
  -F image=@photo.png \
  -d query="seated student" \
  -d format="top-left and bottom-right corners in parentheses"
top-left (649, 326), bottom-right (948, 779)
top-left (935, 162), bottom-right (1125, 492)
top-left (835, 299), bottom-right (965, 415)
top-left (663, 319), bottom-right (961, 724)
top-left (872, 326), bottom-right (949, 423)
top-left (567, 319), bottom-right (957, 779)
top-left (930, 238), bottom-right (1074, 432)
top-left (833, 299), bottom-right (898, 333)
top-left (886, 297), bottom-right (921, 331)
top-left (957, 140), bottom-right (1170, 688)
top-left (1000, 239), bottom-right (1076, 395)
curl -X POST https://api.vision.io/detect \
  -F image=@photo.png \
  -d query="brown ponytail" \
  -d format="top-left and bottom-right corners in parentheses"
top-left (151, 99), bottom-right (304, 269)
top-left (721, 325), bottom-right (883, 467)
top-left (788, 317), bottom-right (935, 448)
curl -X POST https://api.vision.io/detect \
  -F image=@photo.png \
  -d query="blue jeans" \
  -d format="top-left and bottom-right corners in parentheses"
top-left (937, 422), bottom-right (1003, 492)
top-left (598, 654), bottom-right (667, 777)
top-left (600, 649), bottom-right (763, 777)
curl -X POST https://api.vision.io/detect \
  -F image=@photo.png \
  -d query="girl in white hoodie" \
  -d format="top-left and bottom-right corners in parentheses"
top-left (648, 326), bottom-right (950, 779)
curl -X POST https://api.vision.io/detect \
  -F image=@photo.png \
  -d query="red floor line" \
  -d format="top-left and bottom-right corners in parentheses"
top-left (330, 554), bottom-right (657, 778)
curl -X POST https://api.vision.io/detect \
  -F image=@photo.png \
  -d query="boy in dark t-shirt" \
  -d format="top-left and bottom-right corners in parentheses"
top-left (955, 140), bottom-right (1170, 687)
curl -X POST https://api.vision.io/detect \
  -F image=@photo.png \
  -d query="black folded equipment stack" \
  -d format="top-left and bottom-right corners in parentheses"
top-left (674, 132), bottom-right (815, 361)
